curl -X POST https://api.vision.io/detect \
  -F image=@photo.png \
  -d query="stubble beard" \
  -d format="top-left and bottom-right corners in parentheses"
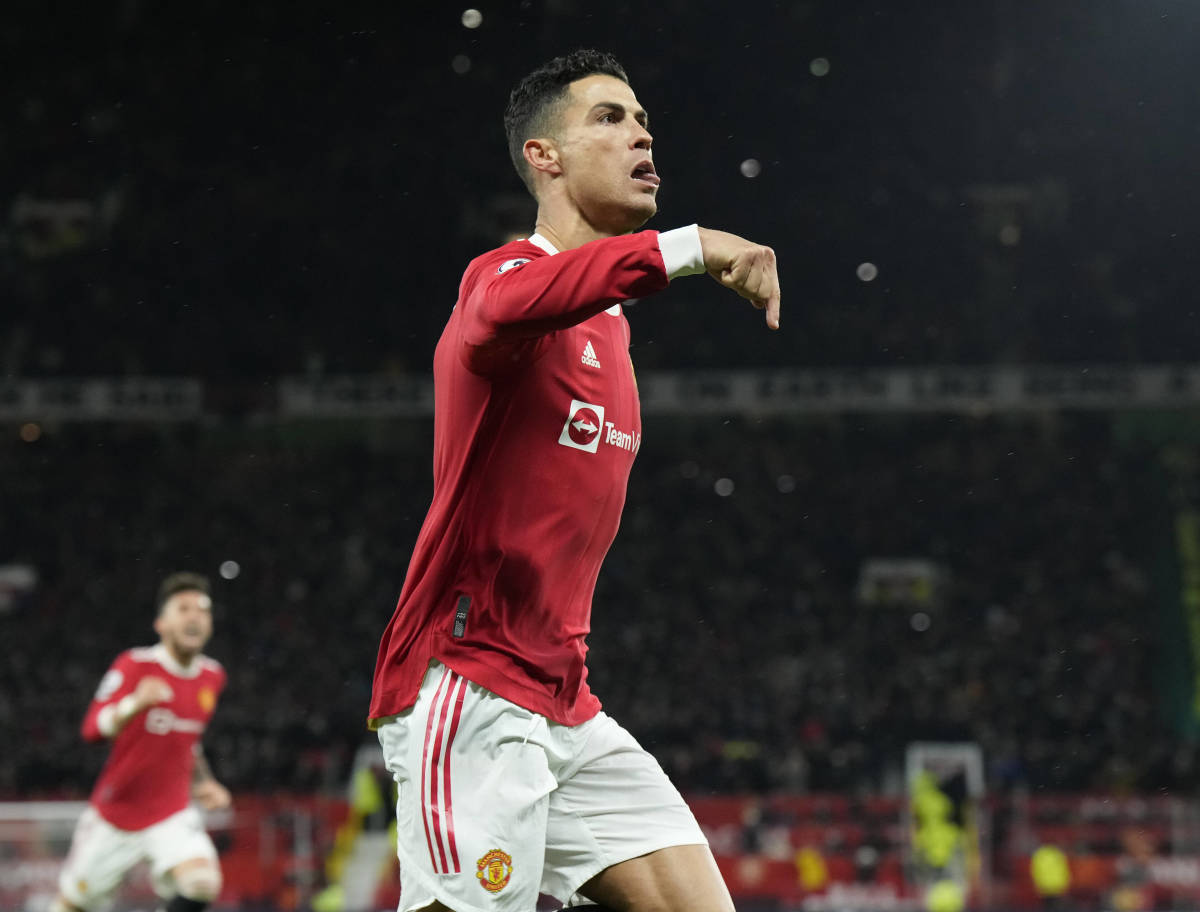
top-left (166, 630), bottom-right (206, 663)
top-left (592, 188), bottom-right (657, 236)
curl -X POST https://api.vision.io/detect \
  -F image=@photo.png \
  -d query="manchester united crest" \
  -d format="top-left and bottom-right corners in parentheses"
top-left (476, 848), bottom-right (513, 893)
top-left (197, 687), bottom-right (216, 713)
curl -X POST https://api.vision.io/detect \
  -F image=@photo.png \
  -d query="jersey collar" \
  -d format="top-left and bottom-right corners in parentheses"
top-left (151, 642), bottom-right (203, 678)
top-left (527, 233), bottom-right (559, 256)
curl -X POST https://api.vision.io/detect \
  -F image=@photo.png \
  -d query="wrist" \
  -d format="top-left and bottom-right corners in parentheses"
top-left (97, 693), bottom-right (142, 737)
top-left (658, 225), bottom-right (705, 279)
top-left (116, 693), bottom-right (141, 721)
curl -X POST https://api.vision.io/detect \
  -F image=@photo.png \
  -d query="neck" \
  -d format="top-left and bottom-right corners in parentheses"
top-left (163, 641), bottom-right (195, 668)
top-left (532, 195), bottom-right (634, 251)
top-left (532, 216), bottom-right (609, 253)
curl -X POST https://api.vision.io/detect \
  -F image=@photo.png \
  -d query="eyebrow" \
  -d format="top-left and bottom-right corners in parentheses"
top-left (589, 102), bottom-right (650, 130)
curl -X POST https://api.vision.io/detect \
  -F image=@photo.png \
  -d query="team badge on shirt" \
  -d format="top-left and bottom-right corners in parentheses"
top-left (496, 258), bottom-right (530, 274)
top-left (558, 400), bottom-right (604, 453)
top-left (477, 848), bottom-right (513, 893)
top-left (198, 687), bottom-right (216, 713)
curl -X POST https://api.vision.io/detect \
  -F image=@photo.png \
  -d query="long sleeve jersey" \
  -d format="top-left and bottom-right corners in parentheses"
top-left (82, 643), bottom-right (225, 830)
top-left (369, 226), bottom-right (704, 726)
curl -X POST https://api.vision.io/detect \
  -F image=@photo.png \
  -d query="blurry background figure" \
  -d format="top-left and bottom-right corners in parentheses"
top-left (311, 744), bottom-right (396, 912)
top-left (1029, 843), bottom-right (1071, 910)
top-left (49, 573), bottom-right (229, 912)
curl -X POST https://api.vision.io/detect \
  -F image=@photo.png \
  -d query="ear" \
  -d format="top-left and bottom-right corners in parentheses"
top-left (523, 137), bottom-right (563, 179)
top-left (153, 613), bottom-right (166, 637)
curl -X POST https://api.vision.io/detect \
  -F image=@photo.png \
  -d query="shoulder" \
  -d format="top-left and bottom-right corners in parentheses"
top-left (198, 655), bottom-right (227, 685)
top-left (121, 646), bottom-right (159, 668)
top-left (463, 239), bottom-right (546, 284)
top-left (92, 647), bottom-right (150, 699)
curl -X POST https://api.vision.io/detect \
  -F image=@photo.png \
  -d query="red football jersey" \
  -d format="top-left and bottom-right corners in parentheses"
top-left (82, 643), bottom-right (226, 830)
top-left (370, 228), bottom-right (700, 726)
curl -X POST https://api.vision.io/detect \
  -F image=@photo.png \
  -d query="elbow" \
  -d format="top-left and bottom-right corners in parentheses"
top-left (466, 302), bottom-right (508, 345)
top-left (468, 287), bottom-right (538, 344)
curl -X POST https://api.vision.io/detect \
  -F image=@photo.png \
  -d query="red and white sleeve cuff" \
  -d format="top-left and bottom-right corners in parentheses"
top-left (659, 224), bottom-right (706, 279)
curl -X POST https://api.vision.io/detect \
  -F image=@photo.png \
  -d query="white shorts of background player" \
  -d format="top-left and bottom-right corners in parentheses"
top-left (58, 804), bottom-right (218, 909)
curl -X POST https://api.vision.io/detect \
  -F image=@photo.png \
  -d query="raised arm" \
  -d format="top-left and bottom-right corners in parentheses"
top-left (461, 230), bottom-right (683, 345)
top-left (81, 657), bottom-right (174, 742)
top-left (459, 224), bottom-right (779, 371)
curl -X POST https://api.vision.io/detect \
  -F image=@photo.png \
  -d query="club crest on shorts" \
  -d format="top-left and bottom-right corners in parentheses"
top-left (477, 848), bottom-right (513, 893)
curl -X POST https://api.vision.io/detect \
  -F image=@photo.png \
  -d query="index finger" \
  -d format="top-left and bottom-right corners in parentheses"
top-left (764, 289), bottom-right (780, 330)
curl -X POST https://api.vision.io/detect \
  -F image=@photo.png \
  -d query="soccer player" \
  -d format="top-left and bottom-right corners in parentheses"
top-left (369, 49), bottom-right (780, 912)
top-left (51, 572), bottom-right (230, 912)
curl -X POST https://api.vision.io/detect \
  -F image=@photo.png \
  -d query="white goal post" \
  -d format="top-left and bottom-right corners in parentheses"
top-left (0, 801), bottom-right (223, 912)
top-left (0, 801), bottom-right (93, 912)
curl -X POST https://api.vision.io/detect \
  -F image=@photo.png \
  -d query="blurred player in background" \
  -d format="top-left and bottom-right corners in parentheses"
top-left (51, 572), bottom-right (230, 912)
top-left (370, 49), bottom-right (780, 912)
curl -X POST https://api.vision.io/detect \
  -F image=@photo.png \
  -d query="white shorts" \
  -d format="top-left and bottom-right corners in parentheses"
top-left (58, 805), bottom-right (218, 910)
top-left (377, 661), bottom-right (707, 912)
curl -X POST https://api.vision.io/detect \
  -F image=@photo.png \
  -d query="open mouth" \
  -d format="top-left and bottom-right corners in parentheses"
top-left (631, 161), bottom-right (660, 188)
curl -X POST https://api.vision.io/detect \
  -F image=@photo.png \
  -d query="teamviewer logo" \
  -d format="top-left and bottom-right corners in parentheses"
top-left (559, 399), bottom-right (605, 453)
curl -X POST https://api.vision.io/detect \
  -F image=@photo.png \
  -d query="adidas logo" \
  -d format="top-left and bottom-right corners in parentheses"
top-left (581, 339), bottom-right (601, 369)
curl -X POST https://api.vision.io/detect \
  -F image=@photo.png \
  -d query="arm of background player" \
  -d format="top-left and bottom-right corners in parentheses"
top-left (461, 226), bottom-right (704, 348)
top-left (81, 657), bottom-right (173, 742)
top-left (81, 654), bottom-right (135, 742)
top-left (191, 746), bottom-right (232, 810)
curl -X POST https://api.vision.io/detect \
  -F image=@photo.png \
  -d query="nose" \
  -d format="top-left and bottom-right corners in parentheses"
top-left (632, 122), bottom-right (653, 151)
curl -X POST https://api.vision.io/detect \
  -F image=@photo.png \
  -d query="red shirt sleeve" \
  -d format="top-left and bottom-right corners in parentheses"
top-left (459, 231), bottom-right (669, 350)
top-left (80, 652), bottom-right (138, 742)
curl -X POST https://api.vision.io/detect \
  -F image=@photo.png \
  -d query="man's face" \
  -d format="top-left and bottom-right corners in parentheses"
top-left (155, 589), bottom-right (213, 658)
top-left (550, 74), bottom-right (658, 232)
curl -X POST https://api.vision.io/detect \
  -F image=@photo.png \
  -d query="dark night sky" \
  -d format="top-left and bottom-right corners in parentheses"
top-left (4, 0), bottom-right (1199, 377)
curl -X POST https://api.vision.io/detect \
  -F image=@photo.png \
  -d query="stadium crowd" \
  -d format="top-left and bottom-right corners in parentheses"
top-left (4, 0), bottom-right (1195, 807)
top-left (4, 3), bottom-right (1199, 385)
top-left (0, 412), bottom-right (1177, 800)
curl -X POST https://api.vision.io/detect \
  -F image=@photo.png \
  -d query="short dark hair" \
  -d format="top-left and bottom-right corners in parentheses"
top-left (157, 571), bottom-right (210, 613)
top-left (504, 49), bottom-right (629, 195)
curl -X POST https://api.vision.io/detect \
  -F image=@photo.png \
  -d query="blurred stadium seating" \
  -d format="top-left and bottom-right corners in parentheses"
top-left (7, 1), bottom-right (1200, 910)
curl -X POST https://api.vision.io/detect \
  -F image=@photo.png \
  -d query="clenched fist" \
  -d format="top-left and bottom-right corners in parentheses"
top-left (133, 676), bottom-right (174, 710)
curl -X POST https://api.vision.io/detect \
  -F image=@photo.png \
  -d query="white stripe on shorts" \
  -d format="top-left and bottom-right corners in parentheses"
top-left (420, 666), bottom-right (468, 875)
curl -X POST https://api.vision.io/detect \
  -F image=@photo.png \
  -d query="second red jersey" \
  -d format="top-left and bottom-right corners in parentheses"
top-left (370, 230), bottom-right (676, 726)
top-left (82, 644), bottom-right (225, 830)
